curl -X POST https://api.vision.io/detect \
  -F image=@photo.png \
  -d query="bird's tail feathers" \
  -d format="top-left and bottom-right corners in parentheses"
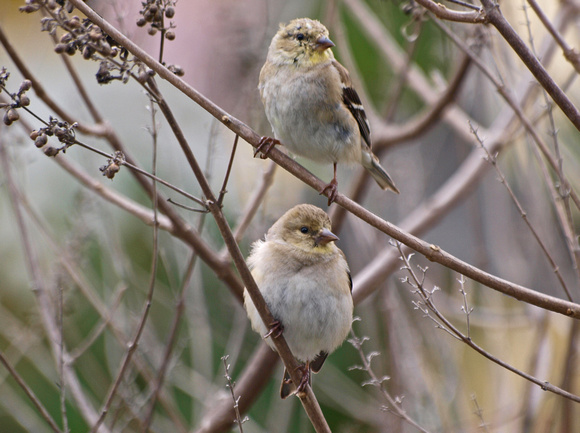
top-left (362, 152), bottom-right (400, 194)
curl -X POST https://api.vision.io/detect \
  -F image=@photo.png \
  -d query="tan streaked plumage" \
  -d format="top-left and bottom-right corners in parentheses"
top-left (243, 204), bottom-right (353, 398)
top-left (258, 18), bottom-right (399, 204)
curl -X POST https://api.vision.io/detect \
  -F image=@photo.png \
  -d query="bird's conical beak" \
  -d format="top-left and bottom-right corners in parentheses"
top-left (315, 228), bottom-right (339, 246)
top-left (315, 36), bottom-right (335, 51)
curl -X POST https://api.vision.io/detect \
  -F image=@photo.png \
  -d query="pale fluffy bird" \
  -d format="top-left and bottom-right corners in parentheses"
top-left (257, 18), bottom-right (399, 204)
top-left (243, 204), bottom-right (353, 398)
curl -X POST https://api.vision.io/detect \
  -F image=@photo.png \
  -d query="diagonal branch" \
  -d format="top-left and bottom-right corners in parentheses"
top-left (479, 0), bottom-right (580, 131)
top-left (68, 0), bottom-right (580, 320)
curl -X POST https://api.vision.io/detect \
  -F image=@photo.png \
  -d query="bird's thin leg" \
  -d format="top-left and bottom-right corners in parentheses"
top-left (264, 320), bottom-right (284, 339)
top-left (254, 136), bottom-right (281, 159)
top-left (319, 163), bottom-right (339, 205)
top-left (295, 361), bottom-right (311, 396)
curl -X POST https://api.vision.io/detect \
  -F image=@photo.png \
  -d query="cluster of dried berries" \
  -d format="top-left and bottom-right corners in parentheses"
top-left (100, 150), bottom-right (125, 179)
top-left (136, 0), bottom-right (176, 40)
top-left (20, 0), bottom-right (184, 81)
top-left (0, 69), bottom-right (32, 126)
top-left (20, 0), bottom-right (135, 84)
top-left (29, 117), bottom-right (78, 157)
top-left (54, 16), bottom-right (123, 60)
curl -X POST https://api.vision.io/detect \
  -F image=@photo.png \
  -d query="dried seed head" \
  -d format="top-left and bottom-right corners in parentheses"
top-left (55, 44), bottom-right (67, 54)
top-left (89, 29), bottom-right (101, 41)
top-left (19, 80), bottom-right (32, 92)
top-left (83, 46), bottom-right (94, 59)
top-left (35, 134), bottom-right (48, 148)
top-left (43, 146), bottom-right (59, 157)
top-left (60, 33), bottom-right (73, 43)
top-left (19, 95), bottom-right (30, 107)
top-left (100, 43), bottom-right (112, 56)
top-left (4, 108), bottom-right (19, 124)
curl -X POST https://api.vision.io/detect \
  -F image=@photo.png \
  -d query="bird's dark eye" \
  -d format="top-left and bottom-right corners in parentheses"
top-left (296, 33), bottom-right (305, 41)
top-left (300, 226), bottom-right (309, 234)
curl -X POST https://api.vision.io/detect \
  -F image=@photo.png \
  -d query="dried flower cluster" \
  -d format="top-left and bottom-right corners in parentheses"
top-left (29, 118), bottom-right (79, 157)
top-left (19, 0), bottom-right (183, 83)
top-left (100, 150), bottom-right (125, 179)
top-left (0, 68), bottom-right (31, 126)
top-left (136, 0), bottom-right (177, 41)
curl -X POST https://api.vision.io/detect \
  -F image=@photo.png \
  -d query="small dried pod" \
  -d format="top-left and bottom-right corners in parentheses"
top-left (147, 26), bottom-right (158, 36)
top-left (3, 112), bottom-right (13, 126)
top-left (69, 16), bottom-right (82, 28)
top-left (165, 7), bottom-right (175, 18)
top-left (89, 29), bottom-right (101, 41)
top-left (100, 43), bottom-right (112, 56)
top-left (137, 70), bottom-right (149, 83)
top-left (35, 134), bottom-right (48, 148)
top-left (60, 33), bottom-right (73, 44)
top-left (143, 10), bottom-right (154, 22)
top-left (82, 46), bottom-right (94, 60)
top-left (43, 146), bottom-right (59, 157)
top-left (165, 31), bottom-right (175, 41)
top-left (5, 108), bottom-right (19, 124)
top-left (54, 43), bottom-right (68, 54)
top-left (19, 4), bottom-right (40, 13)
top-left (100, 162), bottom-right (120, 179)
top-left (19, 80), bottom-right (32, 92)
top-left (54, 127), bottom-right (67, 140)
top-left (136, 17), bottom-right (147, 27)
top-left (29, 130), bottom-right (40, 141)
top-left (18, 95), bottom-right (31, 107)
top-left (105, 163), bottom-right (120, 179)
top-left (168, 65), bottom-right (184, 76)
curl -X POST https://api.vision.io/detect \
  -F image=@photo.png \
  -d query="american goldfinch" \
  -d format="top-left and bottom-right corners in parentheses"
top-left (243, 204), bottom-right (353, 398)
top-left (257, 18), bottom-right (399, 204)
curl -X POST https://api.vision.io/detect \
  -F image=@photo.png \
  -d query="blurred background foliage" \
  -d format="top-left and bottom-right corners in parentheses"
top-left (1, 0), bottom-right (580, 432)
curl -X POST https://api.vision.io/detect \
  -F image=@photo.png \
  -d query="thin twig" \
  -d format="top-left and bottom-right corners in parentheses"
top-left (58, 282), bottom-right (69, 433)
top-left (471, 394), bottom-right (491, 432)
top-left (480, 0), bottom-right (580, 131)
top-left (469, 122), bottom-right (574, 301)
top-left (526, 0), bottom-right (580, 73)
top-left (91, 96), bottom-right (162, 433)
top-left (216, 134), bottom-right (239, 208)
top-left (349, 326), bottom-right (432, 433)
top-left (230, 160), bottom-right (277, 244)
top-left (414, 0), bottom-right (486, 23)
top-left (430, 12), bottom-right (580, 212)
top-left (221, 356), bottom-right (246, 433)
top-left (0, 351), bottom-right (63, 433)
top-left (395, 241), bottom-right (580, 403)
top-left (1, 134), bottom-right (108, 431)
top-left (69, 285), bottom-right (128, 362)
top-left (142, 191), bottom-right (209, 432)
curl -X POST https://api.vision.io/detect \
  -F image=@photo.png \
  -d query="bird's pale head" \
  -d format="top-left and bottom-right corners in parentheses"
top-left (268, 204), bottom-right (339, 254)
top-left (268, 18), bottom-right (335, 67)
